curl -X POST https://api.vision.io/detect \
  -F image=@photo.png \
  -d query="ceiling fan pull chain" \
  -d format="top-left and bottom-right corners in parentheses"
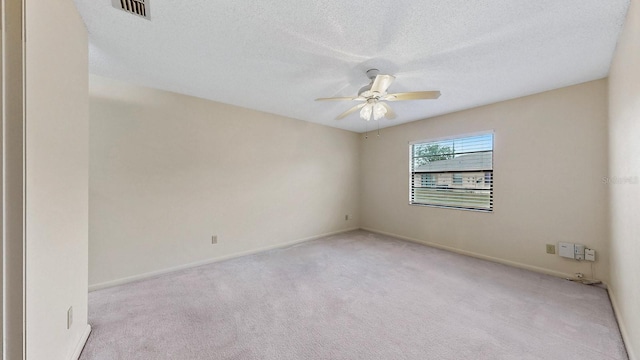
top-left (377, 119), bottom-right (380, 137)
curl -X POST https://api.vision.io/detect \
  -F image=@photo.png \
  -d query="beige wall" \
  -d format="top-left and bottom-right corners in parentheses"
top-left (361, 80), bottom-right (610, 282)
top-left (608, 0), bottom-right (640, 358)
top-left (2, 0), bottom-right (26, 358)
top-left (89, 75), bottom-right (360, 288)
top-left (25, 0), bottom-right (90, 359)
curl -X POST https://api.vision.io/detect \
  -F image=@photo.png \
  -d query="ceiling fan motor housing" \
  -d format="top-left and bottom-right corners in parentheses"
top-left (366, 68), bottom-right (380, 79)
top-left (358, 69), bottom-right (380, 96)
top-left (358, 84), bottom-right (372, 97)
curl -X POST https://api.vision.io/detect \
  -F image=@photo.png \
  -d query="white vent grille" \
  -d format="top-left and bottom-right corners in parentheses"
top-left (112, 0), bottom-right (149, 20)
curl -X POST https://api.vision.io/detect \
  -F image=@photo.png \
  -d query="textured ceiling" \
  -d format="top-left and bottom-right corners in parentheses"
top-left (75, 0), bottom-right (629, 133)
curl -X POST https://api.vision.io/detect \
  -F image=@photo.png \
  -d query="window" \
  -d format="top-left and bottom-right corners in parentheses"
top-left (452, 174), bottom-right (463, 185)
top-left (421, 174), bottom-right (436, 187)
top-left (410, 133), bottom-right (494, 211)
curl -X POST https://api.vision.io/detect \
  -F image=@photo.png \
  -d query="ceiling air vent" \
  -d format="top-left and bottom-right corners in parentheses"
top-left (112, 0), bottom-right (150, 20)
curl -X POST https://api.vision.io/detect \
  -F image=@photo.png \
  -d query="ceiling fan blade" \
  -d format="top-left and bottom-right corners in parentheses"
top-left (371, 74), bottom-right (395, 94)
top-left (384, 91), bottom-right (441, 101)
top-left (315, 96), bottom-right (365, 101)
top-left (380, 102), bottom-right (396, 119)
top-left (336, 103), bottom-right (366, 120)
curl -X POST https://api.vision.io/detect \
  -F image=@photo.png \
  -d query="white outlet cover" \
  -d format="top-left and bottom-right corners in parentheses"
top-left (558, 242), bottom-right (575, 259)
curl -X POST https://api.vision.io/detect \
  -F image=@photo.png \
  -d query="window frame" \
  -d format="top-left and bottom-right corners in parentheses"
top-left (408, 131), bottom-right (494, 212)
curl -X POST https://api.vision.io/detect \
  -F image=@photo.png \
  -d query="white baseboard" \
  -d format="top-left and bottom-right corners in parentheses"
top-left (89, 228), bottom-right (359, 291)
top-left (71, 324), bottom-right (91, 360)
top-left (608, 287), bottom-right (636, 360)
top-left (361, 227), bottom-right (581, 282)
top-left (366, 228), bottom-right (632, 357)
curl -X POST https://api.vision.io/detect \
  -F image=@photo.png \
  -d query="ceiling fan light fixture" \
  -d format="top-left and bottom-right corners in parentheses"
top-left (373, 102), bottom-right (387, 120)
top-left (360, 103), bottom-right (373, 121)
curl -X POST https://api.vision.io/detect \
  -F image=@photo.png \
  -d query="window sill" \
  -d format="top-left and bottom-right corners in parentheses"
top-left (408, 203), bottom-right (493, 213)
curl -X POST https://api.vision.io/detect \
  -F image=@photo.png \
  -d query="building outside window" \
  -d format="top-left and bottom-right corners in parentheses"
top-left (410, 133), bottom-right (494, 211)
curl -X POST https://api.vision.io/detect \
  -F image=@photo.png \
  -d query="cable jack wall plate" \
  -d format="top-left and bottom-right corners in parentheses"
top-left (585, 248), bottom-right (596, 261)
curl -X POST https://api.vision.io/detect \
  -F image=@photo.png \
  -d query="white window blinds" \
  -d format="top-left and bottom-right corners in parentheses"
top-left (410, 133), bottom-right (494, 211)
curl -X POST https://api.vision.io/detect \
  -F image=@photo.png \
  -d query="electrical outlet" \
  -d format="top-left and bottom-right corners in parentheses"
top-left (67, 306), bottom-right (73, 329)
top-left (211, 235), bottom-right (217, 244)
top-left (546, 244), bottom-right (556, 254)
top-left (575, 273), bottom-right (584, 279)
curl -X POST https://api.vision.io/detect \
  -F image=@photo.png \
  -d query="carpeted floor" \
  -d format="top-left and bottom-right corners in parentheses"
top-left (81, 230), bottom-right (628, 360)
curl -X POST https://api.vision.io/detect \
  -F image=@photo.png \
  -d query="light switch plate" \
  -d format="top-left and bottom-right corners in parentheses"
top-left (585, 248), bottom-right (596, 261)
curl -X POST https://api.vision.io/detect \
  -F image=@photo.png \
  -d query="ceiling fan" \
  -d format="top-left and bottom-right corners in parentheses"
top-left (316, 69), bottom-right (441, 121)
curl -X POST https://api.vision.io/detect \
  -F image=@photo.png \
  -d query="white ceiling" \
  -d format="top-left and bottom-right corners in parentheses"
top-left (75, 0), bottom-right (629, 133)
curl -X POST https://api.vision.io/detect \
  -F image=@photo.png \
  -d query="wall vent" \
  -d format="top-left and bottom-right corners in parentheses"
top-left (112, 0), bottom-right (150, 20)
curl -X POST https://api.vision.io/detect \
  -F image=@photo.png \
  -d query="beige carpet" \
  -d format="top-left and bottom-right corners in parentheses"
top-left (81, 230), bottom-right (628, 360)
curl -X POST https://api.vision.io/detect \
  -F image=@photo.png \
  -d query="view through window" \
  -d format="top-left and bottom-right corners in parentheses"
top-left (410, 133), bottom-right (494, 211)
